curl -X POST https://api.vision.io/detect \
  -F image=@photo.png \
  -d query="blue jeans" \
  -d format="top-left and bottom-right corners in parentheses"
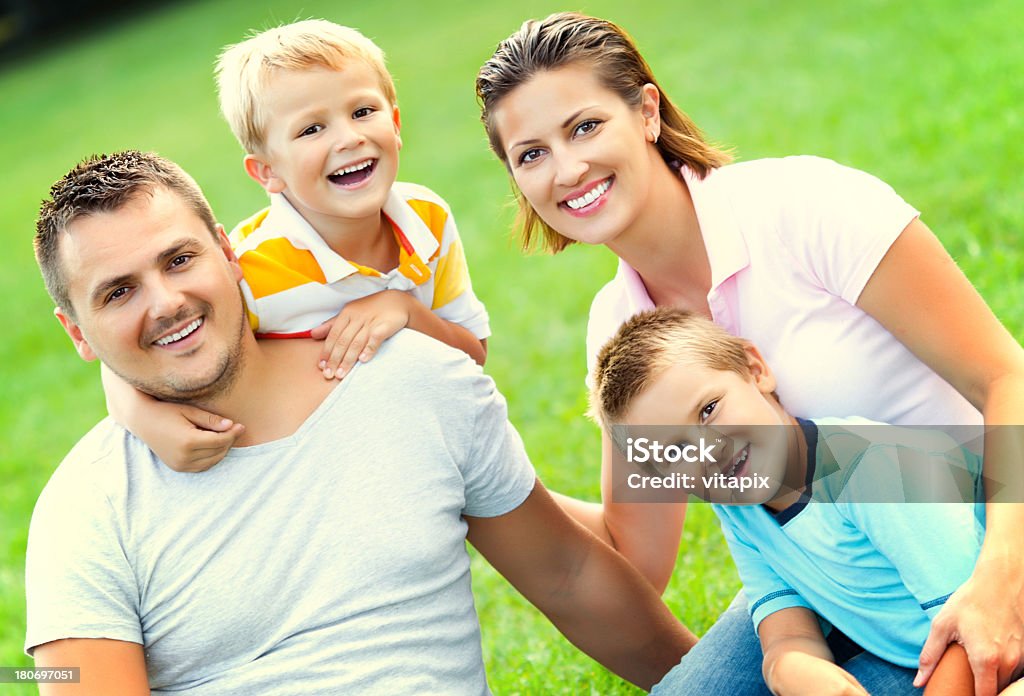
top-left (651, 592), bottom-right (921, 695)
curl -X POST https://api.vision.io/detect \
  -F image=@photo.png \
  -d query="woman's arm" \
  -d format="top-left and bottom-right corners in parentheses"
top-left (857, 218), bottom-right (1024, 695)
top-left (552, 431), bottom-right (687, 593)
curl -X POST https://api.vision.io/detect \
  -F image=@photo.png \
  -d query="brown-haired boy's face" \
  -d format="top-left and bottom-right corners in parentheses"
top-left (245, 63), bottom-right (402, 239)
top-left (622, 354), bottom-right (794, 504)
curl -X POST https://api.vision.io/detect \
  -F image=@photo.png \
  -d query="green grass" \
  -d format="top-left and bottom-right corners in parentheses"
top-left (2, 0), bottom-right (1021, 693)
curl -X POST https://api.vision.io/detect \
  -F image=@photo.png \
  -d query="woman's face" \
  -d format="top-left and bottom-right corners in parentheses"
top-left (490, 63), bottom-right (662, 247)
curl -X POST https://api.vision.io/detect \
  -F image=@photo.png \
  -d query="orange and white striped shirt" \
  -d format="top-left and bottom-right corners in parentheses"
top-left (230, 182), bottom-right (490, 339)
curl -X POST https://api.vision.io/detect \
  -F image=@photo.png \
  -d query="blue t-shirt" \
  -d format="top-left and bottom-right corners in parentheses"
top-left (713, 417), bottom-right (984, 668)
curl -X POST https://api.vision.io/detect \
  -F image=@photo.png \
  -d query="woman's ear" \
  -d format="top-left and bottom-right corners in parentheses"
top-left (640, 83), bottom-right (661, 143)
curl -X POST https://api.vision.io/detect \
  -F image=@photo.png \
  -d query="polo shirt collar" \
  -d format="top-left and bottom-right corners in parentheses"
top-left (680, 165), bottom-right (750, 294)
top-left (382, 187), bottom-right (440, 264)
top-left (266, 189), bottom-right (440, 285)
top-left (264, 193), bottom-right (361, 283)
top-left (614, 165), bottom-right (751, 314)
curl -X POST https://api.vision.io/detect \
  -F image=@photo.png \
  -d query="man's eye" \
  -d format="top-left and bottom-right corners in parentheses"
top-left (353, 107), bottom-right (375, 119)
top-left (573, 119), bottom-right (601, 137)
top-left (518, 148), bottom-right (544, 165)
top-left (169, 254), bottom-right (192, 268)
top-left (107, 287), bottom-right (129, 303)
top-left (299, 124), bottom-right (323, 137)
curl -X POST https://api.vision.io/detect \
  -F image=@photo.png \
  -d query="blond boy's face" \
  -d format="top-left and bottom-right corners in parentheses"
top-left (248, 63), bottom-right (401, 234)
top-left (622, 352), bottom-right (794, 504)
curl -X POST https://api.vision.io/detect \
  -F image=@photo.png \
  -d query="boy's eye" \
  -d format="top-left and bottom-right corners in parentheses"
top-left (353, 107), bottom-right (375, 119)
top-left (518, 148), bottom-right (545, 165)
top-left (572, 119), bottom-right (601, 138)
top-left (699, 400), bottom-right (719, 423)
top-left (299, 124), bottom-right (323, 137)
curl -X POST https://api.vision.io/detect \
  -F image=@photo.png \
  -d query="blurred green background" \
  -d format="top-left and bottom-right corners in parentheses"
top-left (1, 0), bottom-right (1021, 693)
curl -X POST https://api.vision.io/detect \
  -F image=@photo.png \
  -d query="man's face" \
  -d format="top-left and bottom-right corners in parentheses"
top-left (55, 186), bottom-right (250, 402)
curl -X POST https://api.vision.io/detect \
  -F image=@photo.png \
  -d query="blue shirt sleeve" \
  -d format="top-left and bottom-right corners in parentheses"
top-left (716, 509), bottom-right (813, 632)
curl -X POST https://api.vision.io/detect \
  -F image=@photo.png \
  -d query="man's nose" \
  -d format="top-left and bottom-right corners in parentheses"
top-left (148, 278), bottom-right (187, 320)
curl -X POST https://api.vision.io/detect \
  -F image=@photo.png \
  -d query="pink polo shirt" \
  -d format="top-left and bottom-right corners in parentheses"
top-left (587, 156), bottom-right (981, 427)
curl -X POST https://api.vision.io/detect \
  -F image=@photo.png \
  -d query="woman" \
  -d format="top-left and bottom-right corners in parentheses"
top-left (476, 12), bottom-right (1024, 695)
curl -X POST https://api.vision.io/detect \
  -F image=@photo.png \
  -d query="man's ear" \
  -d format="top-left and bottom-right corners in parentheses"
top-left (392, 106), bottom-right (402, 151)
top-left (243, 153), bottom-right (286, 194)
top-left (215, 224), bottom-right (244, 283)
top-left (55, 307), bottom-right (97, 361)
top-left (744, 344), bottom-right (777, 395)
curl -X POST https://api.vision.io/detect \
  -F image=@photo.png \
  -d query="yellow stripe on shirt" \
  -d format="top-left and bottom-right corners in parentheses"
top-left (239, 237), bottom-right (327, 300)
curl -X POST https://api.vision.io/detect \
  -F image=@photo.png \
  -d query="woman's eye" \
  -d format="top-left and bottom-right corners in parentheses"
top-left (573, 119), bottom-right (601, 137)
top-left (299, 124), bottom-right (323, 137)
top-left (353, 107), bottom-right (375, 119)
top-left (518, 148), bottom-right (544, 165)
top-left (700, 400), bottom-right (719, 422)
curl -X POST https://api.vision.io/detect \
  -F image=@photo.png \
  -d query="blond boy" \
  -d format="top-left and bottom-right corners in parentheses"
top-left (109, 20), bottom-right (489, 469)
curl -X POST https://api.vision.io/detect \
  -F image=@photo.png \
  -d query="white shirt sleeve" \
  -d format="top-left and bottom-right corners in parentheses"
top-left (769, 156), bottom-right (920, 304)
top-left (25, 451), bottom-right (142, 654)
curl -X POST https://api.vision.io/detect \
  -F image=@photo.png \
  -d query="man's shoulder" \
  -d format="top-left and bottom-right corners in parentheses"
top-left (34, 418), bottom-right (141, 514)
top-left (365, 330), bottom-right (481, 386)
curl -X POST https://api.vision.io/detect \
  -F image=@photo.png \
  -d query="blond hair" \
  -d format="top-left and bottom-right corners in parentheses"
top-left (589, 308), bottom-right (751, 429)
top-left (476, 12), bottom-right (732, 254)
top-left (216, 19), bottom-right (397, 154)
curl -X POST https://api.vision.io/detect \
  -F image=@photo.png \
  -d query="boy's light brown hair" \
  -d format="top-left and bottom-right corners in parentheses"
top-left (216, 19), bottom-right (397, 154)
top-left (589, 308), bottom-right (752, 428)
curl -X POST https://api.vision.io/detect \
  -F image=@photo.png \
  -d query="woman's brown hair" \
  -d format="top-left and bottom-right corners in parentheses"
top-left (476, 12), bottom-right (731, 253)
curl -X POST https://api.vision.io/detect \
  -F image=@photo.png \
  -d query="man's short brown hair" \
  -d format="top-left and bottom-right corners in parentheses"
top-left (35, 150), bottom-right (218, 319)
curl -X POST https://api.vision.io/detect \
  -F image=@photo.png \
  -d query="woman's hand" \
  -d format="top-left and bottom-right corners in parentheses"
top-left (917, 551), bottom-right (1024, 696)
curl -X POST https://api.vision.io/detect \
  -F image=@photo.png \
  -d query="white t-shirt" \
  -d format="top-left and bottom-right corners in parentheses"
top-left (587, 156), bottom-right (981, 427)
top-left (25, 331), bottom-right (535, 695)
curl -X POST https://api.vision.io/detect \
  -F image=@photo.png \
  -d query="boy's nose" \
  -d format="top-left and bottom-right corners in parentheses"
top-left (333, 124), bottom-right (366, 151)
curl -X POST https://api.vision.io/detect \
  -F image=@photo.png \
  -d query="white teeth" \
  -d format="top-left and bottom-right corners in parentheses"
top-left (725, 447), bottom-right (748, 477)
top-left (155, 318), bottom-right (202, 346)
top-left (565, 179), bottom-right (610, 210)
top-left (330, 160), bottom-right (373, 176)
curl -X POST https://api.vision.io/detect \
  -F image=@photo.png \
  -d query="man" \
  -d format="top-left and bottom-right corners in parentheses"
top-left (26, 151), bottom-right (695, 694)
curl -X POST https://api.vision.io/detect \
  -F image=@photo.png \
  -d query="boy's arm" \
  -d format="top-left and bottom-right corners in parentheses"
top-left (465, 478), bottom-right (695, 690)
top-left (758, 607), bottom-right (868, 696)
top-left (34, 639), bottom-right (149, 695)
top-left (310, 289), bottom-right (486, 379)
top-left (102, 364), bottom-right (243, 472)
